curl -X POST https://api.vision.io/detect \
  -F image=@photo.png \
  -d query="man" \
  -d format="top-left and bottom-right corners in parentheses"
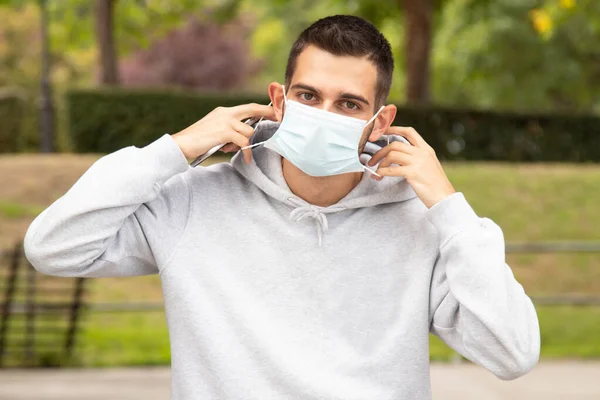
top-left (24, 15), bottom-right (540, 400)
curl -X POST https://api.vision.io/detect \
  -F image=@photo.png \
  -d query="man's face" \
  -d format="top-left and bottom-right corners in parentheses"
top-left (284, 45), bottom-right (380, 152)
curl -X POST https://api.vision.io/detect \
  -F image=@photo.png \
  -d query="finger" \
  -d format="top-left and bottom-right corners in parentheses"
top-left (231, 119), bottom-right (255, 138)
top-left (377, 151), bottom-right (412, 169)
top-left (386, 126), bottom-right (429, 149)
top-left (227, 133), bottom-right (252, 164)
top-left (377, 165), bottom-right (410, 177)
top-left (242, 146), bottom-right (252, 164)
top-left (368, 142), bottom-right (415, 166)
top-left (259, 112), bottom-right (278, 122)
top-left (231, 120), bottom-right (258, 163)
top-left (231, 103), bottom-right (276, 121)
top-left (222, 143), bottom-right (240, 153)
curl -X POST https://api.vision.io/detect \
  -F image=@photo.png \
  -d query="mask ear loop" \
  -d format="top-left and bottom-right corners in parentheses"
top-left (365, 105), bottom-right (385, 127)
top-left (362, 165), bottom-right (382, 177)
top-left (241, 87), bottom-right (286, 150)
top-left (361, 105), bottom-right (386, 177)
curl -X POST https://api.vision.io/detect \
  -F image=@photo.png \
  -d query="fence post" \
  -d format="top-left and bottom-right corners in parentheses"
top-left (65, 278), bottom-right (86, 361)
top-left (25, 251), bottom-right (37, 367)
top-left (0, 242), bottom-right (22, 367)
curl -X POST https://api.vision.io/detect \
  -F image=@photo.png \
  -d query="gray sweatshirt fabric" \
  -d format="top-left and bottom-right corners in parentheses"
top-left (24, 120), bottom-right (540, 400)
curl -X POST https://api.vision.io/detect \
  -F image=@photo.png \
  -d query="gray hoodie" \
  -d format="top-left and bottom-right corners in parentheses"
top-left (24, 121), bottom-right (540, 400)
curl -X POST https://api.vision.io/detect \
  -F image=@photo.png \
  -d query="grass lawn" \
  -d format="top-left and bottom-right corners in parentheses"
top-left (430, 306), bottom-right (600, 361)
top-left (70, 305), bottom-right (600, 367)
top-left (0, 154), bottom-right (599, 366)
top-left (75, 312), bottom-right (171, 367)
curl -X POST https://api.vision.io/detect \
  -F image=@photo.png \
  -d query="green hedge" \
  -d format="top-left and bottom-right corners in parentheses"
top-left (67, 88), bottom-right (600, 161)
top-left (397, 105), bottom-right (600, 162)
top-left (67, 88), bottom-right (269, 154)
top-left (0, 90), bottom-right (24, 153)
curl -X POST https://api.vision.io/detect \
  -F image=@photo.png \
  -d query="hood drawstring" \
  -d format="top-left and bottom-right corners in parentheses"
top-left (287, 197), bottom-right (345, 246)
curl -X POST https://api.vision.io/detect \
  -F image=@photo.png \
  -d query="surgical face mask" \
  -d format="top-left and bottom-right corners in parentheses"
top-left (243, 85), bottom-right (384, 177)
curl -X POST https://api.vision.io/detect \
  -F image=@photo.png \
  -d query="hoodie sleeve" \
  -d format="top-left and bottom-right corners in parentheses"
top-left (427, 192), bottom-right (540, 380)
top-left (23, 134), bottom-right (192, 278)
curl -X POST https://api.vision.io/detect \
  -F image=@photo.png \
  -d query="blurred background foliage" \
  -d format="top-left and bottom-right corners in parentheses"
top-left (0, 0), bottom-right (600, 151)
top-left (1, 0), bottom-right (600, 110)
top-left (1, 0), bottom-right (600, 153)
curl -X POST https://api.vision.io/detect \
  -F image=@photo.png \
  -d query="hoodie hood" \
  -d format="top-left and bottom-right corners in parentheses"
top-left (231, 120), bottom-right (418, 245)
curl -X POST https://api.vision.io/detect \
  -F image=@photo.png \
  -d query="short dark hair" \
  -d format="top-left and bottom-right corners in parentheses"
top-left (285, 15), bottom-right (394, 108)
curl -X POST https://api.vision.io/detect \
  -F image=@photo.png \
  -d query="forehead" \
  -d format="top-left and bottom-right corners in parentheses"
top-left (292, 45), bottom-right (378, 102)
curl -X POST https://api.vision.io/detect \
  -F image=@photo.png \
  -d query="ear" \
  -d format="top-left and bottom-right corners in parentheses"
top-left (368, 104), bottom-right (397, 142)
top-left (268, 82), bottom-right (285, 122)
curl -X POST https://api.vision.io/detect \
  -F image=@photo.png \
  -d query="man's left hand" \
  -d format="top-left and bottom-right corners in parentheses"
top-left (367, 126), bottom-right (456, 209)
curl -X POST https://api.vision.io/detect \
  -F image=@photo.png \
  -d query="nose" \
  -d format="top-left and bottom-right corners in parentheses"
top-left (318, 100), bottom-right (337, 113)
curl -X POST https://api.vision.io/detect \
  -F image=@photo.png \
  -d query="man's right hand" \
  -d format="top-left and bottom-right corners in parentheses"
top-left (171, 103), bottom-right (275, 164)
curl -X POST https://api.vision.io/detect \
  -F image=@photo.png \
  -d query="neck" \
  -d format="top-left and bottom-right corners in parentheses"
top-left (282, 158), bottom-right (363, 207)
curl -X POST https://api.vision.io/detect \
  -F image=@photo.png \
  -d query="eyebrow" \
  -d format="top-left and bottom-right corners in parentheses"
top-left (290, 83), bottom-right (370, 106)
top-left (340, 92), bottom-right (370, 106)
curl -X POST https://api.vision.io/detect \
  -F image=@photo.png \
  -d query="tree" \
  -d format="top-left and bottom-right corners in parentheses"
top-left (353, 0), bottom-right (436, 102)
top-left (94, 0), bottom-right (118, 84)
top-left (39, 0), bottom-right (209, 85)
top-left (0, 0), bottom-right (57, 151)
top-left (119, 16), bottom-right (262, 91)
top-left (432, 0), bottom-right (600, 113)
top-left (0, 0), bottom-right (212, 152)
top-left (402, 0), bottom-right (433, 102)
top-left (90, 0), bottom-right (209, 85)
top-left (216, 0), bottom-right (435, 103)
top-left (38, 0), bottom-right (54, 152)
top-left (1, 0), bottom-right (439, 102)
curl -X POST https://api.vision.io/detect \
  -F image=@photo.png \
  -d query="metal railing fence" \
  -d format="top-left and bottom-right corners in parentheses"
top-left (1, 240), bottom-right (599, 367)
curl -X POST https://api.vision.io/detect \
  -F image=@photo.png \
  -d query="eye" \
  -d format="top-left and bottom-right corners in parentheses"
top-left (299, 92), bottom-right (315, 101)
top-left (343, 101), bottom-right (360, 110)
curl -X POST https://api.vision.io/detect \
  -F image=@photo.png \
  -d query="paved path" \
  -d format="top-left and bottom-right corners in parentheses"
top-left (430, 361), bottom-right (599, 399)
top-left (0, 361), bottom-right (598, 399)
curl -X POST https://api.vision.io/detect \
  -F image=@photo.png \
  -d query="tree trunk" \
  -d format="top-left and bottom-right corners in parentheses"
top-left (39, 0), bottom-right (55, 152)
top-left (95, 0), bottom-right (119, 85)
top-left (401, 0), bottom-right (432, 103)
